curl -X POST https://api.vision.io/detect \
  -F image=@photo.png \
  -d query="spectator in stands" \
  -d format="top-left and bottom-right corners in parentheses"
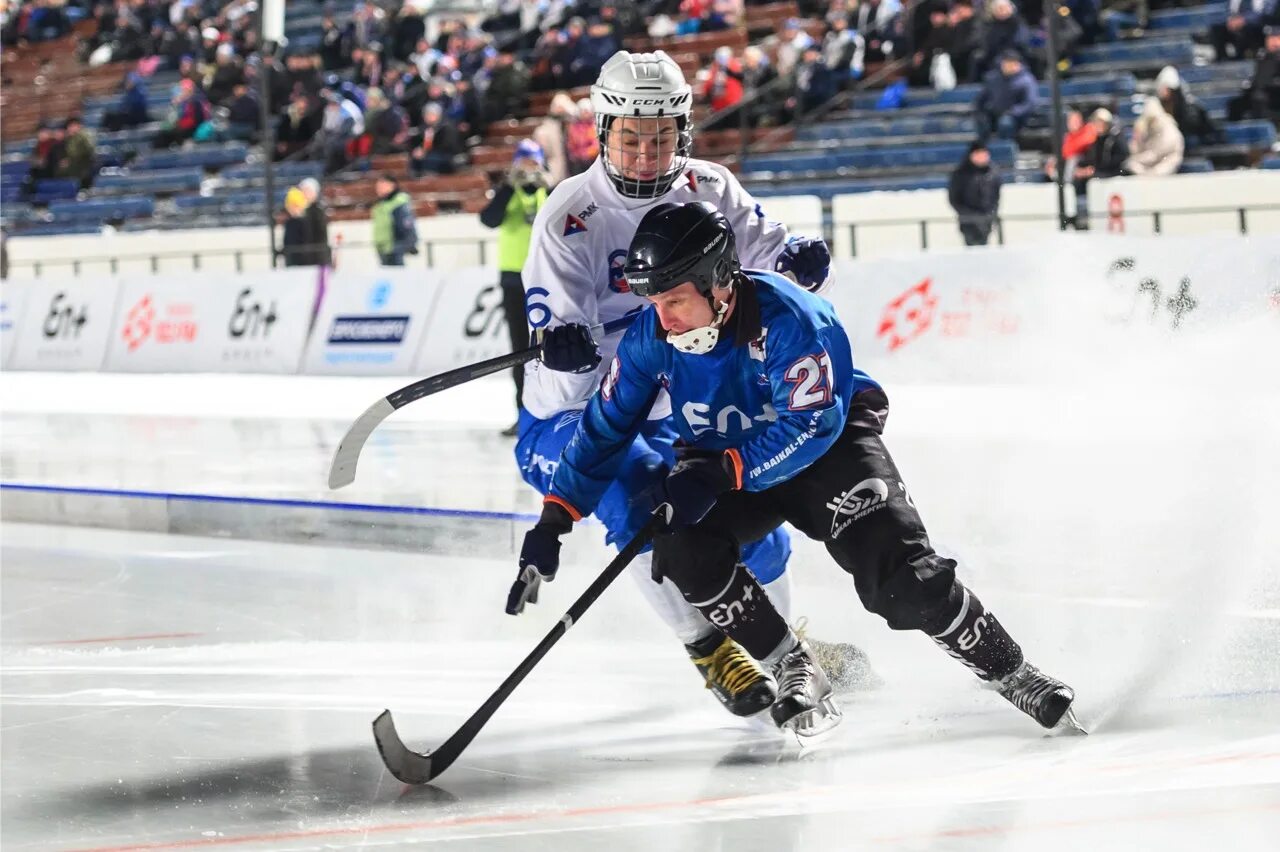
top-left (298, 177), bottom-right (331, 267)
top-left (1034, 4), bottom-right (1084, 77)
top-left (741, 45), bottom-right (782, 126)
top-left (100, 71), bottom-right (151, 132)
top-left (974, 51), bottom-right (1040, 141)
top-left (908, 4), bottom-right (954, 88)
top-left (153, 79), bottom-right (209, 149)
top-left (320, 5), bottom-right (352, 71)
top-left (224, 81), bottom-right (259, 140)
top-left (371, 173), bottom-right (418, 266)
top-left (56, 117), bottom-right (96, 190)
top-left (350, 0), bottom-right (387, 52)
top-left (1072, 107), bottom-right (1128, 226)
top-left (1209, 0), bottom-right (1278, 62)
top-left (533, 91), bottom-right (576, 186)
top-left (973, 0), bottom-right (1032, 81)
top-left (1155, 66), bottom-right (1221, 144)
top-left (1044, 107), bottom-right (1095, 182)
top-left (25, 122), bottom-right (65, 193)
top-left (1098, 0), bottom-right (1147, 44)
top-left (854, 0), bottom-right (905, 65)
top-left (569, 20), bottom-right (620, 88)
top-left (565, 97), bottom-right (599, 176)
top-left (392, 5), bottom-right (426, 63)
top-left (319, 88), bottom-right (364, 173)
top-left (789, 43), bottom-right (839, 116)
top-left (767, 18), bottom-right (813, 80)
top-left (364, 87), bottom-right (410, 155)
top-left (948, 140), bottom-right (1002, 246)
top-left (275, 92), bottom-right (322, 160)
top-left (484, 51), bottom-right (531, 126)
top-left (824, 12), bottom-right (867, 84)
top-left (410, 101), bottom-right (465, 176)
top-left (1228, 25), bottom-right (1280, 123)
top-left (479, 139), bottom-right (549, 434)
top-left (701, 46), bottom-right (746, 129)
top-left (285, 50), bottom-right (325, 100)
top-left (206, 43), bottom-right (245, 106)
top-left (1124, 96), bottom-right (1184, 176)
top-left (948, 0), bottom-right (982, 83)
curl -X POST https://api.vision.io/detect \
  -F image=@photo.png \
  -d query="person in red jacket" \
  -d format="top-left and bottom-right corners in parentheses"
top-left (701, 46), bottom-right (744, 130)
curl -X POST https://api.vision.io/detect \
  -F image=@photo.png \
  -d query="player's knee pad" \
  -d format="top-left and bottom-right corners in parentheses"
top-left (652, 526), bottom-right (739, 602)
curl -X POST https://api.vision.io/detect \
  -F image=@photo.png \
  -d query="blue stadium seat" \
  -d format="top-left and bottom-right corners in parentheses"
top-left (95, 168), bottom-right (204, 194)
top-left (1174, 62), bottom-right (1253, 86)
top-left (796, 115), bottom-right (977, 143)
top-left (1177, 159), bottom-right (1214, 173)
top-left (220, 161), bottom-right (325, 182)
top-left (1, 184), bottom-right (25, 203)
top-left (742, 141), bottom-right (1016, 176)
top-left (31, 179), bottom-right (80, 203)
top-left (1148, 3), bottom-right (1226, 31)
top-left (1222, 121), bottom-right (1277, 146)
top-left (1074, 37), bottom-right (1195, 69)
top-left (9, 221), bottom-right (106, 237)
top-left (47, 196), bottom-right (153, 222)
top-left (1261, 157), bottom-right (1280, 170)
top-left (131, 144), bottom-right (249, 171)
top-left (170, 188), bottom-right (289, 212)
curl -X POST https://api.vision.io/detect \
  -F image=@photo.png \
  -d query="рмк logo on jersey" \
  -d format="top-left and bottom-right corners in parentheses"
top-left (563, 213), bottom-right (588, 236)
top-left (607, 249), bottom-right (629, 293)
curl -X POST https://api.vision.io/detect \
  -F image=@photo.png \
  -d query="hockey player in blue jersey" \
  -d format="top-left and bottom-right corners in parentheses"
top-left (514, 202), bottom-right (1081, 735)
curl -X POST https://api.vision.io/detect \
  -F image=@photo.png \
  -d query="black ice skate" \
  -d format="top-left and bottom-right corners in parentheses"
top-left (769, 640), bottom-right (843, 738)
top-left (996, 661), bottom-right (1085, 732)
top-left (688, 635), bottom-right (778, 717)
top-left (794, 618), bottom-right (881, 692)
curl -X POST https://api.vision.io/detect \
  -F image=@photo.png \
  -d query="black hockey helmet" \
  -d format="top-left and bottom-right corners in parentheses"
top-left (623, 201), bottom-right (740, 298)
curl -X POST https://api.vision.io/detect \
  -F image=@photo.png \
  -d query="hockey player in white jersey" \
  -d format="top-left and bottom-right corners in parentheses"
top-left (504, 50), bottom-right (869, 719)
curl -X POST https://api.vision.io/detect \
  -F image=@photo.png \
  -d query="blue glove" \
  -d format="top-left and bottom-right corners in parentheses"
top-left (507, 501), bottom-right (575, 615)
top-left (664, 448), bottom-right (739, 528)
top-left (775, 236), bottom-right (831, 292)
top-left (537, 323), bottom-right (601, 374)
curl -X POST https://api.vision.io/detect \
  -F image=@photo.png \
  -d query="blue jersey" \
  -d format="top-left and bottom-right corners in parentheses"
top-left (548, 271), bottom-right (881, 518)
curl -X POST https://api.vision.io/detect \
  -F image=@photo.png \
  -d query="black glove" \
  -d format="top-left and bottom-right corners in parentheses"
top-left (537, 323), bottom-right (601, 374)
top-left (506, 501), bottom-right (575, 615)
top-left (664, 448), bottom-right (739, 527)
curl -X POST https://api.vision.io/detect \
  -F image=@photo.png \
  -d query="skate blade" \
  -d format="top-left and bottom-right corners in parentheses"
top-left (1052, 706), bottom-right (1089, 736)
top-left (782, 696), bottom-right (843, 746)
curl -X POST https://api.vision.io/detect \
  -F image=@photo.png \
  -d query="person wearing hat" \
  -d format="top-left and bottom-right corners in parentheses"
top-left (974, 50), bottom-right (1039, 142)
top-left (152, 78), bottom-right (210, 149)
top-left (280, 187), bottom-right (313, 268)
top-left (1156, 65), bottom-right (1222, 144)
top-left (948, 139), bottom-right (1002, 246)
top-left (56, 117), bottom-right (97, 190)
top-left (480, 139), bottom-right (550, 434)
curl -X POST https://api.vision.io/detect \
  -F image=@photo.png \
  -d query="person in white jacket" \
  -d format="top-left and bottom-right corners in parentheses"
top-left (506, 50), bottom-right (871, 720)
top-left (1125, 96), bottom-right (1185, 176)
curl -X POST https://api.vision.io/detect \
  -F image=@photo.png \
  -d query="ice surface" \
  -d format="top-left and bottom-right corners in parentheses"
top-left (2, 315), bottom-right (1279, 850)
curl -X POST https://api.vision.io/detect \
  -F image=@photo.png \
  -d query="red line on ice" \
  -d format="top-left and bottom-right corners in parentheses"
top-left (34, 632), bottom-right (203, 646)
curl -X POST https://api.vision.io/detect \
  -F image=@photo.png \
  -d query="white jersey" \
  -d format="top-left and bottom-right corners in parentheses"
top-left (520, 157), bottom-right (792, 420)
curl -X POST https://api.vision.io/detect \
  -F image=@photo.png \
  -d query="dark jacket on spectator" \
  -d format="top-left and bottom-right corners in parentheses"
top-left (1082, 124), bottom-right (1130, 178)
top-left (949, 155), bottom-right (1002, 225)
top-left (977, 14), bottom-right (1032, 75)
top-left (977, 66), bottom-right (1040, 118)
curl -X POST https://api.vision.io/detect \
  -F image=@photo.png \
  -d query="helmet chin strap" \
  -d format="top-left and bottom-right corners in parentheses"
top-left (666, 288), bottom-right (733, 355)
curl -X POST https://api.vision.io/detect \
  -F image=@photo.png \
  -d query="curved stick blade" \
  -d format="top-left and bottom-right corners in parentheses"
top-left (372, 710), bottom-right (436, 784)
top-left (328, 398), bottom-right (397, 489)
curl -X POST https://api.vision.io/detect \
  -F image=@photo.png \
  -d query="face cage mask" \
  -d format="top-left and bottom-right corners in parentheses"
top-left (597, 114), bottom-right (693, 200)
top-left (667, 285), bottom-right (733, 355)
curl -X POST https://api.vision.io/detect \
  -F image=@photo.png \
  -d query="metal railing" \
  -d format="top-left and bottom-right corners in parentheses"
top-left (844, 203), bottom-right (1280, 257)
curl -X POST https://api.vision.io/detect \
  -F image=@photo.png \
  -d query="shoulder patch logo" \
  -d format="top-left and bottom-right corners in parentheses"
top-left (563, 214), bottom-right (588, 236)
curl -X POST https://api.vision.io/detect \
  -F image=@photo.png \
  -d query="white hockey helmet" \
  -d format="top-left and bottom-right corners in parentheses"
top-left (590, 50), bottom-right (694, 198)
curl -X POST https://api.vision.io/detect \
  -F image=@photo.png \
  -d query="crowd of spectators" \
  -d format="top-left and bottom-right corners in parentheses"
top-left (6, 0), bottom-right (1280, 240)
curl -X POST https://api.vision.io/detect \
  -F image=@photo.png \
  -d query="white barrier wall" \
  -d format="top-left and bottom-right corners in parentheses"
top-left (4, 232), bottom-right (1276, 381)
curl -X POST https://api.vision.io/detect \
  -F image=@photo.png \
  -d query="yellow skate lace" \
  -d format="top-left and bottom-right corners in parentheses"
top-left (693, 638), bottom-right (766, 697)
